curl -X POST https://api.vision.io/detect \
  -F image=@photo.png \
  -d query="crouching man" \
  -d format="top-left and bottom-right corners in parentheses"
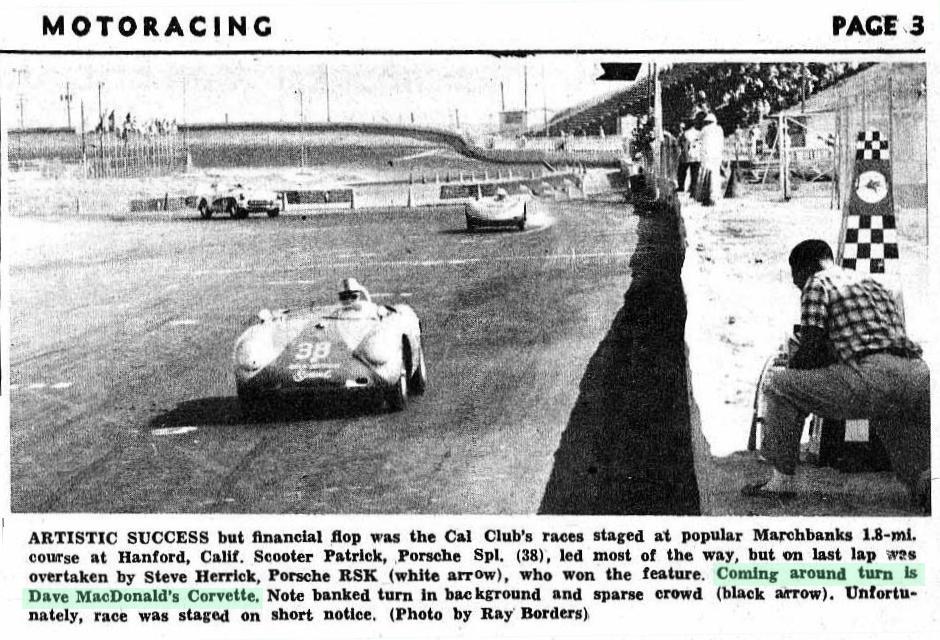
top-left (746, 239), bottom-right (930, 512)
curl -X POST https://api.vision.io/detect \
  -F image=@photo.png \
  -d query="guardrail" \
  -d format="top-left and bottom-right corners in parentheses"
top-left (282, 188), bottom-right (355, 208)
top-left (128, 170), bottom-right (587, 214)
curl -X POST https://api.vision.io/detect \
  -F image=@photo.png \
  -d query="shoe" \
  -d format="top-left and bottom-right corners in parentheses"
top-left (741, 481), bottom-right (797, 499)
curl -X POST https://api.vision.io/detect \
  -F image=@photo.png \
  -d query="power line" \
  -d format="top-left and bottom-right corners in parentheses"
top-left (60, 81), bottom-right (74, 129)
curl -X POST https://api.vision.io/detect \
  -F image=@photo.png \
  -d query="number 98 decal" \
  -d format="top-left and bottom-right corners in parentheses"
top-left (294, 341), bottom-right (332, 362)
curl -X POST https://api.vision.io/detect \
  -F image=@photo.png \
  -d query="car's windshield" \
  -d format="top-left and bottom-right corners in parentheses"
top-left (322, 304), bottom-right (379, 320)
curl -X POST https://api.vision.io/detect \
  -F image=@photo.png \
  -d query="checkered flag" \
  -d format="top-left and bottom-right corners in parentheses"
top-left (841, 214), bottom-right (899, 274)
top-left (856, 130), bottom-right (890, 160)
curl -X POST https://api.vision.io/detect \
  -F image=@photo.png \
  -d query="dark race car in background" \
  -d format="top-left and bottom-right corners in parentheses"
top-left (195, 182), bottom-right (281, 219)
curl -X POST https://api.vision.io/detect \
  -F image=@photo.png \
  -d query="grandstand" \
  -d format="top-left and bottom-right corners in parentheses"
top-left (531, 65), bottom-right (706, 137)
top-left (535, 81), bottom-right (650, 137)
top-left (532, 63), bottom-right (876, 138)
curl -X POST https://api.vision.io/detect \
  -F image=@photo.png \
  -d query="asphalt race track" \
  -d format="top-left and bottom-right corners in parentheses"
top-left (10, 198), bottom-right (698, 513)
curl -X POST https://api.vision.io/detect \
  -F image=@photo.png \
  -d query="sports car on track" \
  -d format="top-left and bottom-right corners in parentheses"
top-left (465, 188), bottom-right (532, 231)
top-left (196, 182), bottom-right (281, 219)
top-left (233, 279), bottom-right (427, 415)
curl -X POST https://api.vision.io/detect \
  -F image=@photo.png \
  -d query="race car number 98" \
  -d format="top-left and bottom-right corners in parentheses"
top-left (295, 341), bottom-right (331, 362)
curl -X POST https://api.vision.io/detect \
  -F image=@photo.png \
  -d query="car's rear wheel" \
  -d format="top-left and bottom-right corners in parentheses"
top-left (227, 200), bottom-right (239, 219)
top-left (409, 348), bottom-right (428, 395)
top-left (267, 208), bottom-right (280, 218)
top-left (466, 216), bottom-right (477, 232)
top-left (198, 200), bottom-right (211, 219)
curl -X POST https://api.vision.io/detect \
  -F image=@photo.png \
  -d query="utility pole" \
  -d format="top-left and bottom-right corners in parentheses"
top-left (454, 108), bottom-right (460, 130)
top-left (80, 100), bottom-right (88, 177)
top-left (294, 88), bottom-right (305, 167)
top-left (80, 100), bottom-right (86, 158)
top-left (324, 64), bottom-right (331, 123)
top-left (524, 64), bottom-right (529, 113)
top-left (800, 64), bottom-right (807, 113)
top-left (60, 81), bottom-right (74, 130)
top-left (541, 64), bottom-right (548, 131)
top-left (182, 77), bottom-right (189, 151)
top-left (97, 81), bottom-right (105, 125)
top-left (13, 68), bottom-right (27, 129)
top-left (95, 81), bottom-right (105, 172)
top-left (652, 62), bottom-right (664, 178)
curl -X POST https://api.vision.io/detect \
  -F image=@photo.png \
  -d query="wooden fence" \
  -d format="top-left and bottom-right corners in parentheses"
top-left (84, 133), bottom-right (188, 178)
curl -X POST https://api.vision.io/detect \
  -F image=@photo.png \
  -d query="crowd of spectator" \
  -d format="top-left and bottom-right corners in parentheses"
top-left (93, 110), bottom-right (179, 139)
top-left (627, 63), bottom-right (871, 163)
top-left (663, 63), bottom-right (874, 134)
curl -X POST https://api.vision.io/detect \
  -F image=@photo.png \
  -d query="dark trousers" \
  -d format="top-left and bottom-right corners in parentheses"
top-left (677, 162), bottom-right (700, 192)
top-left (760, 353), bottom-right (930, 488)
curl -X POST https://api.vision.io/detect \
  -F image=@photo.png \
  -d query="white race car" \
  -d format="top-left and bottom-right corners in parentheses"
top-left (465, 188), bottom-right (532, 231)
top-left (233, 279), bottom-right (427, 416)
top-left (196, 182), bottom-right (281, 219)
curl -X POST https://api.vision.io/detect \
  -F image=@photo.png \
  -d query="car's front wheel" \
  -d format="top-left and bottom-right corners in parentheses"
top-left (409, 348), bottom-right (428, 395)
top-left (228, 200), bottom-right (249, 219)
top-left (386, 355), bottom-right (409, 412)
top-left (198, 200), bottom-right (211, 219)
top-left (267, 208), bottom-right (280, 218)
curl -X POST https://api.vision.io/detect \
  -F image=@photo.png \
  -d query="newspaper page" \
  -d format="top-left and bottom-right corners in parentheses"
top-left (1, 0), bottom-right (937, 637)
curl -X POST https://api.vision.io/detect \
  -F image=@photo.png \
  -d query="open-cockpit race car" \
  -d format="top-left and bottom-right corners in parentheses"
top-left (196, 182), bottom-right (281, 219)
top-left (233, 279), bottom-right (427, 415)
top-left (465, 187), bottom-right (532, 231)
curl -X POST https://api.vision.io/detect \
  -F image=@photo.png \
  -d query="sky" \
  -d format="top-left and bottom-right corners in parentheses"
top-left (4, 55), bottom-right (644, 131)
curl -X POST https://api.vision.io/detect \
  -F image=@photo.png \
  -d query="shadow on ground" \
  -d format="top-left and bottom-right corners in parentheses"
top-left (148, 395), bottom-right (386, 430)
top-left (539, 189), bottom-right (701, 515)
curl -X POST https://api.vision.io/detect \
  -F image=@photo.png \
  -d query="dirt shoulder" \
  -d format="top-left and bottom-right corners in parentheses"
top-left (681, 189), bottom-right (930, 516)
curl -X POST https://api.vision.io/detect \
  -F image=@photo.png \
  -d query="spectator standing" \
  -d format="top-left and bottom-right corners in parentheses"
top-left (676, 122), bottom-right (691, 191)
top-left (698, 112), bottom-right (725, 206)
top-left (683, 115), bottom-right (703, 197)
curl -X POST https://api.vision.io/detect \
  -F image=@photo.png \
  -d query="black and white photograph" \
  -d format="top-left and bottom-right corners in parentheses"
top-left (2, 3), bottom-right (938, 639)
top-left (5, 55), bottom-right (929, 516)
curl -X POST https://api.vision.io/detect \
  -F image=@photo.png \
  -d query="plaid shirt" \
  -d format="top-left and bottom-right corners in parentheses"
top-left (800, 265), bottom-right (921, 363)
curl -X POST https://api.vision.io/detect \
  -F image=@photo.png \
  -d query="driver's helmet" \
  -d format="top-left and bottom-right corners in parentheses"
top-left (495, 187), bottom-right (509, 201)
top-left (338, 278), bottom-right (371, 304)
